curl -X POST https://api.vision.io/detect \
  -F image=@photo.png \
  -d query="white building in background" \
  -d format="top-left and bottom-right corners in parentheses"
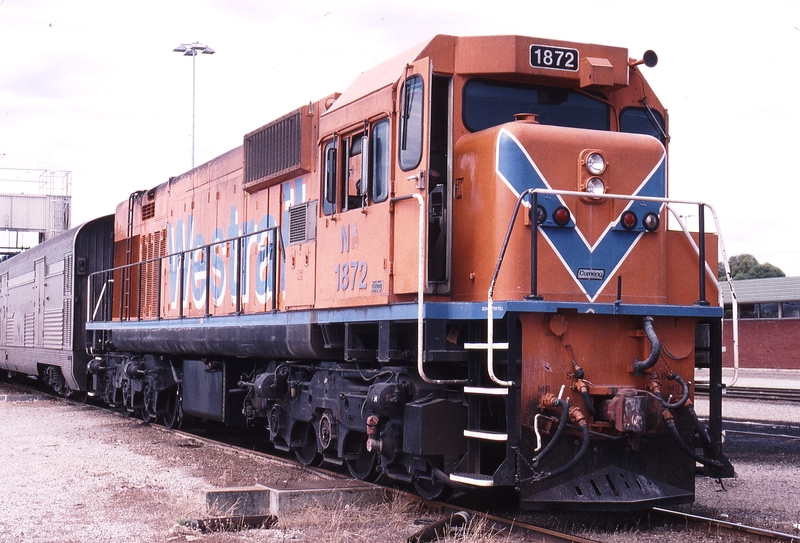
top-left (0, 169), bottom-right (71, 259)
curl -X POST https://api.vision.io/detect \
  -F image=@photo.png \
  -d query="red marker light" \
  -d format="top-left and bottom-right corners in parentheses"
top-left (553, 206), bottom-right (571, 226)
top-left (621, 210), bottom-right (638, 230)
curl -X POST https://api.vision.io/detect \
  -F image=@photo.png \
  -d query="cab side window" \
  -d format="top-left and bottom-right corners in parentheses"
top-left (322, 140), bottom-right (337, 216)
top-left (321, 118), bottom-right (391, 215)
top-left (399, 74), bottom-right (424, 171)
top-left (370, 120), bottom-right (390, 203)
top-left (345, 133), bottom-right (366, 211)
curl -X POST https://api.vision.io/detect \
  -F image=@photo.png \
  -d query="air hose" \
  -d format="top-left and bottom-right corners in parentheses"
top-left (663, 411), bottom-right (723, 468)
top-left (530, 397), bottom-right (569, 468)
top-left (520, 407), bottom-right (590, 482)
top-left (633, 316), bottom-right (661, 376)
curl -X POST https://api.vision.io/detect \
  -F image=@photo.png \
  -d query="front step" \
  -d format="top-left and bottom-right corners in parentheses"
top-left (450, 472), bottom-right (494, 487)
top-left (463, 429), bottom-right (508, 441)
top-left (464, 386), bottom-right (508, 396)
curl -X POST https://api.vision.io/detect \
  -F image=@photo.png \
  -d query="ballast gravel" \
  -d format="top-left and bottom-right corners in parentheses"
top-left (2, 385), bottom-right (799, 542)
top-left (0, 390), bottom-right (334, 543)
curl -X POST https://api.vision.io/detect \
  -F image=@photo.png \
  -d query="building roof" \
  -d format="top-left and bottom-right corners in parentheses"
top-left (721, 276), bottom-right (800, 304)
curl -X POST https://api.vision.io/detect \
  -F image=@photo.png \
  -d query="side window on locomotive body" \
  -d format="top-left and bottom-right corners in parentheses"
top-left (323, 119), bottom-right (390, 215)
top-left (620, 107), bottom-right (667, 144)
top-left (399, 74), bottom-right (424, 171)
top-left (345, 132), bottom-right (367, 211)
top-left (370, 119), bottom-right (390, 203)
top-left (322, 139), bottom-right (337, 216)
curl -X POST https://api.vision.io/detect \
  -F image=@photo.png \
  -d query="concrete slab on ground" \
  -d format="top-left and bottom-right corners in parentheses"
top-left (205, 479), bottom-right (386, 518)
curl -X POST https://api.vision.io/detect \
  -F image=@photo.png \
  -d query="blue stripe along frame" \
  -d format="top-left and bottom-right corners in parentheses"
top-left (495, 129), bottom-right (667, 301)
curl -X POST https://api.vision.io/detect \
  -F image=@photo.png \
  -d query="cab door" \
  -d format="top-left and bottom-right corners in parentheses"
top-left (392, 59), bottom-right (452, 295)
top-left (392, 58), bottom-right (433, 295)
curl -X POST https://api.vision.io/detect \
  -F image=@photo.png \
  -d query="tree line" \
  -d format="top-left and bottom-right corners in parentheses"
top-left (718, 254), bottom-right (785, 281)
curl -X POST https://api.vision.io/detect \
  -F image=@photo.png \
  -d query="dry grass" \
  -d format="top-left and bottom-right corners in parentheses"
top-left (276, 494), bottom-right (421, 542)
top-left (182, 494), bottom-right (531, 542)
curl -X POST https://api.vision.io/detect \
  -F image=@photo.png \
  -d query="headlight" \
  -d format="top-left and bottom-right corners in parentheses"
top-left (586, 177), bottom-right (605, 195)
top-left (586, 153), bottom-right (605, 175)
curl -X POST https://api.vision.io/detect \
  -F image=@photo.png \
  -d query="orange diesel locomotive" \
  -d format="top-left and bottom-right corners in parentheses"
top-left (79, 34), bottom-right (732, 509)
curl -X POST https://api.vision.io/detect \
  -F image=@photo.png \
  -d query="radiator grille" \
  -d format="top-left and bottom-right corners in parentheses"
top-left (243, 108), bottom-right (311, 192)
top-left (246, 111), bottom-right (301, 183)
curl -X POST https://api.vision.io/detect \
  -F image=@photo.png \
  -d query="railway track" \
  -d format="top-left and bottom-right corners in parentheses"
top-left (696, 385), bottom-right (800, 403)
top-left (652, 508), bottom-right (800, 542)
top-left (5, 377), bottom-right (799, 542)
top-left (0, 378), bottom-right (596, 542)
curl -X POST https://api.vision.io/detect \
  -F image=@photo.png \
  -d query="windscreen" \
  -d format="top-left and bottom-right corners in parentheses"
top-left (463, 79), bottom-right (609, 132)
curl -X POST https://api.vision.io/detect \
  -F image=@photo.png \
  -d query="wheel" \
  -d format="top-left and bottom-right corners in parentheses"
top-left (70, 391), bottom-right (88, 403)
top-left (293, 423), bottom-right (322, 466)
top-left (413, 473), bottom-right (452, 501)
top-left (344, 433), bottom-right (380, 482)
top-left (141, 385), bottom-right (156, 423)
top-left (162, 387), bottom-right (183, 429)
top-left (141, 406), bottom-right (156, 423)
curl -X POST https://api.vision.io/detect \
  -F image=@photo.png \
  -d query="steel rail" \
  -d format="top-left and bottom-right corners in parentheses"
top-left (652, 507), bottom-right (800, 542)
top-left (696, 386), bottom-right (800, 403)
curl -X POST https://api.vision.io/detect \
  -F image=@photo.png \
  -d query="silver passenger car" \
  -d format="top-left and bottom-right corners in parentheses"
top-left (0, 215), bottom-right (113, 394)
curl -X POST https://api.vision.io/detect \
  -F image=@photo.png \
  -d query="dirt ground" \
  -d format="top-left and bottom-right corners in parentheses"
top-left (2, 387), bottom-right (798, 542)
top-left (0, 390), bottom-right (526, 543)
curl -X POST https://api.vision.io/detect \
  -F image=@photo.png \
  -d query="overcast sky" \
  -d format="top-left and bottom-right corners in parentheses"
top-left (1, 0), bottom-right (798, 275)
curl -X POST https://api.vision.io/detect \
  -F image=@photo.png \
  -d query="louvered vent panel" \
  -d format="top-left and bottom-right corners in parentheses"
top-left (6, 313), bottom-right (14, 345)
top-left (43, 308), bottom-right (64, 348)
top-left (63, 299), bottom-right (72, 348)
top-left (63, 254), bottom-right (73, 296)
top-left (141, 201), bottom-right (155, 221)
top-left (287, 201), bottom-right (317, 246)
top-left (23, 313), bottom-right (35, 347)
top-left (289, 204), bottom-right (307, 244)
top-left (140, 230), bottom-right (165, 319)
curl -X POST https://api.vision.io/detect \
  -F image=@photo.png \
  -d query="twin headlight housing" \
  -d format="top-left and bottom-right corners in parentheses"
top-left (580, 151), bottom-right (607, 200)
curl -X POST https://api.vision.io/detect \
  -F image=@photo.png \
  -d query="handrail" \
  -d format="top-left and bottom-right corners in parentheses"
top-left (667, 203), bottom-right (739, 387)
top-left (91, 278), bottom-right (113, 321)
top-left (488, 189), bottom-right (733, 387)
top-left (391, 193), bottom-right (467, 385)
top-left (87, 225), bottom-right (280, 323)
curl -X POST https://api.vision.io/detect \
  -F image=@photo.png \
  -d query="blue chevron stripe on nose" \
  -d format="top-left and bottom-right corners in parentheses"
top-left (495, 130), bottom-right (666, 301)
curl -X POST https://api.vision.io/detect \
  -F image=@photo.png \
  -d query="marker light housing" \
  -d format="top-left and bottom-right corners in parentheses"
top-left (643, 212), bottom-right (660, 232)
top-left (553, 206), bottom-right (571, 227)
top-left (621, 210), bottom-right (638, 230)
